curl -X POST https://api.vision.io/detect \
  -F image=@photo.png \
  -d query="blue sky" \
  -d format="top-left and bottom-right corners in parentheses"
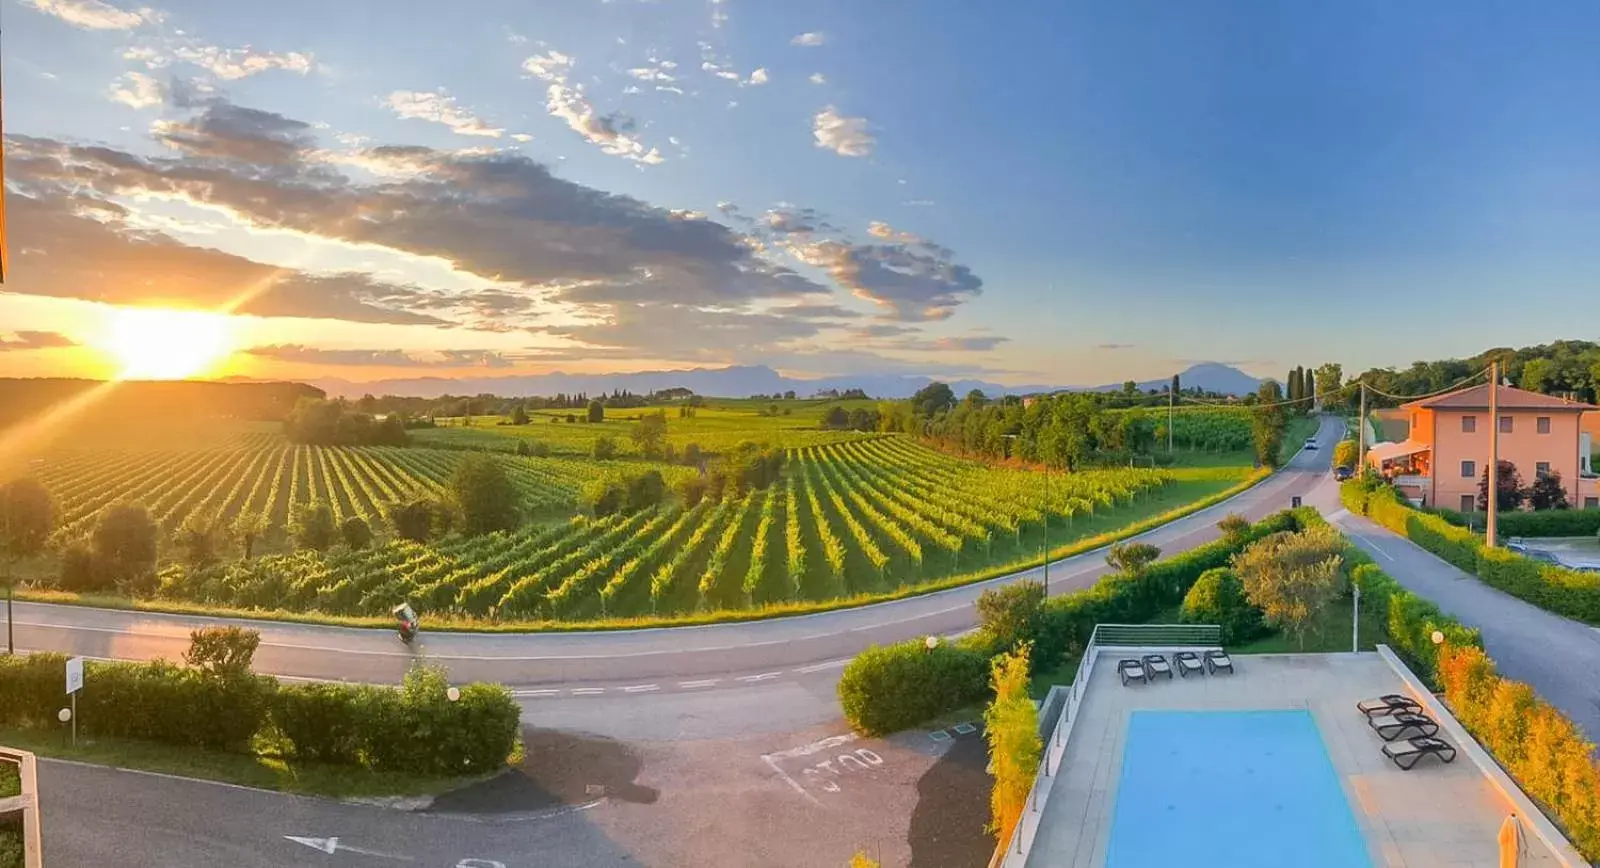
top-left (2, 0), bottom-right (1597, 385)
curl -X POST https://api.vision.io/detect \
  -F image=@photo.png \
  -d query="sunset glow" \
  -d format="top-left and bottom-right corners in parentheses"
top-left (101, 308), bottom-right (237, 380)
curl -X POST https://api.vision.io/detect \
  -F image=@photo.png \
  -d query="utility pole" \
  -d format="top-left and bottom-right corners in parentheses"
top-left (1042, 462), bottom-right (1050, 597)
top-left (1167, 385), bottom-right (1174, 454)
top-left (1357, 381), bottom-right (1367, 470)
top-left (1486, 360), bottom-right (1499, 548)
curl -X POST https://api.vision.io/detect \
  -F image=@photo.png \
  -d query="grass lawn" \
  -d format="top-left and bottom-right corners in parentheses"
top-left (0, 727), bottom-right (498, 800)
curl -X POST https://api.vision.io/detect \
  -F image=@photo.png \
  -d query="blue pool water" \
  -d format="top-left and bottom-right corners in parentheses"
top-left (1104, 710), bottom-right (1371, 867)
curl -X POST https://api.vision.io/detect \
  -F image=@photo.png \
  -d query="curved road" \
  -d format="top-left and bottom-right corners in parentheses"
top-left (12, 417), bottom-right (1341, 709)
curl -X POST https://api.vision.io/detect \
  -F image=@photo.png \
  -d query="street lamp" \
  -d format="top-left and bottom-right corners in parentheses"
top-left (924, 635), bottom-right (939, 653)
top-left (446, 686), bottom-right (461, 702)
top-left (1431, 630), bottom-right (1445, 646)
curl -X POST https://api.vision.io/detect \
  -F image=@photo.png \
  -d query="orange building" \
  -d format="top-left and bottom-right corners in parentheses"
top-left (1365, 383), bottom-right (1600, 511)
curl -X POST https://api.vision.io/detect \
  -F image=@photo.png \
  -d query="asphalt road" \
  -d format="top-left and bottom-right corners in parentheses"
top-left (11, 415), bottom-right (1345, 740)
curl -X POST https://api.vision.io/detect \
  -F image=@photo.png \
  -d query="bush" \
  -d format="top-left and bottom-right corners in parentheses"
top-left (837, 640), bottom-right (990, 735)
top-left (984, 644), bottom-right (1039, 847)
top-left (674, 475), bottom-right (708, 507)
top-left (291, 501), bottom-right (337, 552)
top-left (975, 580), bottom-right (1045, 656)
top-left (77, 660), bottom-right (273, 751)
top-left (385, 496), bottom-right (450, 543)
top-left (340, 516), bottom-right (374, 550)
top-left (1179, 567), bottom-right (1264, 643)
top-left (184, 626), bottom-right (260, 679)
top-left (451, 454), bottom-right (521, 535)
top-left (592, 436), bottom-right (618, 460)
top-left (1215, 513), bottom-right (1250, 545)
top-left (92, 503), bottom-right (159, 591)
top-left (1496, 509), bottom-right (1600, 538)
top-left (57, 541), bottom-right (101, 592)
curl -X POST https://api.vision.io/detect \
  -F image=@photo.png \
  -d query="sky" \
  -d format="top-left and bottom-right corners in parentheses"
top-left (1, 0), bottom-right (1598, 386)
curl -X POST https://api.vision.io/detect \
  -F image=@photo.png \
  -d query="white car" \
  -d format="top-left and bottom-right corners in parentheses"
top-left (1303, 437), bottom-right (1318, 450)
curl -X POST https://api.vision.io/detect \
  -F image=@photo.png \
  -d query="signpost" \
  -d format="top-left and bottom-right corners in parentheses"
top-left (65, 656), bottom-right (83, 746)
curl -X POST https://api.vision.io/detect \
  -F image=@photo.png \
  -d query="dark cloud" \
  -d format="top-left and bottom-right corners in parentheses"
top-left (155, 99), bottom-right (315, 166)
top-left (0, 330), bottom-right (77, 351)
top-left (852, 324), bottom-right (920, 338)
top-left (244, 345), bottom-right (515, 368)
top-left (791, 238), bottom-right (982, 321)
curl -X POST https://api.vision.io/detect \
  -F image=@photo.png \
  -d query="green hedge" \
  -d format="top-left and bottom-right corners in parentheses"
top-left (1433, 506), bottom-right (1600, 538)
top-left (1346, 482), bottom-right (1600, 626)
top-left (0, 653), bottom-right (519, 773)
top-left (1179, 567), bottom-right (1264, 644)
top-left (836, 640), bottom-right (991, 736)
top-left (839, 509), bottom-right (1303, 734)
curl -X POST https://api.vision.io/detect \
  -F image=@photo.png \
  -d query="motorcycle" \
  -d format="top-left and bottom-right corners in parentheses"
top-left (393, 602), bottom-right (419, 645)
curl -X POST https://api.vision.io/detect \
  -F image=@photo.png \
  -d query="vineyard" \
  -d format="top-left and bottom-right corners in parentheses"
top-left (145, 437), bottom-right (1185, 623)
top-left (22, 432), bottom-right (691, 542)
top-left (1145, 407), bottom-right (1255, 453)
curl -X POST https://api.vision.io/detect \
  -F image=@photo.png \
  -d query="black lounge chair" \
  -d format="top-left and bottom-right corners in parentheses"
top-left (1367, 710), bottom-right (1439, 742)
top-left (1383, 736), bottom-right (1456, 770)
top-left (1173, 651), bottom-right (1205, 678)
top-left (1204, 649), bottom-right (1233, 675)
top-left (1356, 694), bottom-right (1423, 718)
top-left (1142, 654), bottom-right (1173, 680)
top-left (1117, 658), bottom-right (1147, 686)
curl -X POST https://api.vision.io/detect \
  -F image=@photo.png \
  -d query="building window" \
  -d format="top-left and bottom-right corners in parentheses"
top-left (1460, 460), bottom-right (1475, 478)
top-left (1460, 494), bottom-right (1476, 512)
top-left (1586, 497), bottom-right (1599, 510)
top-left (1536, 416), bottom-right (1551, 434)
top-left (1536, 462), bottom-right (1551, 478)
top-left (1499, 416), bottom-right (1513, 433)
top-left (1461, 415), bottom-right (1476, 433)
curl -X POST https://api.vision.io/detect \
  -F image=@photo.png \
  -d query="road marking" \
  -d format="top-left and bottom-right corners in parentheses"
top-left (512, 688), bottom-right (560, 697)
top-left (570, 687), bottom-right (605, 696)
top-left (679, 679), bottom-right (719, 688)
top-left (738, 672), bottom-right (781, 682)
top-left (762, 733), bottom-right (860, 805)
top-left (794, 659), bottom-right (849, 674)
top-left (622, 684), bottom-right (659, 693)
top-left (283, 836), bottom-right (411, 860)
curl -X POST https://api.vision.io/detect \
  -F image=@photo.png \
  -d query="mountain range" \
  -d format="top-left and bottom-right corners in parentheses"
top-left (305, 362), bottom-right (1262, 400)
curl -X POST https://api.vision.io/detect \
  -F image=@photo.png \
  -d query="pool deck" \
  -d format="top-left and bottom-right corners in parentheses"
top-left (1023, 653), bottom-right (1563, 868)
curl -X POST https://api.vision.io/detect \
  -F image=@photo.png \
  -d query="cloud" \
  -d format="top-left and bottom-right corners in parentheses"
top-left (1096, 343), bottom-right (1135, 350)
top-left (109, 71), bottom-right (163, 108)
top-left (852, 324), bottom-right (919, 338)
top-left (902, 199), bottom-right (935, 207)
top-left (0, 331), bottom-right (78, 351)
top-left (385, 91), bottom-right (504, 138)
top-left (23, 0), bottom-right (147, 30)
top-left (813, 106), bottom-right (873, 157)
top-left (626, 66), bottom-right (675, 82)
top-left (169, 45), bottom-right (314, 80)
top-left (244, 345), bottom-right (514, 368)
top-left (808, 72), bottom-right (826, 85)
top-left (866, 220), bottom-right (919, 242)
top-left (776, 303), bottom-right (860, 320)
top-left (153, 99), bottom-right (315, 165)
top-left (542, 302), bottom-right (825, 360)
top-left (748, 67), bottom-right (768, 85)
top-left (523, 49), bottom-right (664, 164)
top-left (787, 237), bottom-right (981, 321)
top-left (791, 32), bottom-right (826, 47)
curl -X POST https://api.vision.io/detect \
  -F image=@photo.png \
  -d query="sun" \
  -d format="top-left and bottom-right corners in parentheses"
top-left (102, 308), bottom-right (237, 380)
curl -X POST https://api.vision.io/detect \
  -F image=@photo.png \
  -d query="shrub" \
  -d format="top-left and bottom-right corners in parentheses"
top-left (92, 503), bottom-right (159, 591)
top-left (1332, 438), bottom-right (1358, 469)
top-left (1497, 509), bottom-right (1600, 538)
top-left (983, 644), bottom-right (1040, 847)
top-left (291, 502), bottom-right (337, 552)
top-left (340, 516), bottom-right (374, 550)
top-left (451, 454), bottom-right (521, 535)
top-left (837, 640), bottom-right (990, 735)
top-left (975, 580), bottom-right (1045, 657)
top-left (1215, 513), bottom-right (1250, 545)
top-left (76, 659), bottom-right (272, 751)
top-left (1179, 567), bottom-right (1264, 643)
top-left (184, 626), bottom-right (261, 679)
top-left (592, 436), bottom-right (618, 460)
top-left (57, 541), bottom-right (101, 592)
top-left (386, 496), bottom-right (448, 543)
top-left (1105, 541), bottom-right (1160, 575)
top-left (674, 475), bottom-right (708, 507)
top-left (1232, 525), bottom-right (1345, 649)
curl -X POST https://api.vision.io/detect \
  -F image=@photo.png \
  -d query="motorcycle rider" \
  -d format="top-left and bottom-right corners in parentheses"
top-left (393, 602), bottom-right (418, 644)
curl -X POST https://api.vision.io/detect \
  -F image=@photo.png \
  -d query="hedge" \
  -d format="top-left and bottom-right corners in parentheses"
top-left (1179, 567), bottom-right (1264, 645)
top-left (0, 653), bottom-right (519, 773)
top-left (838, 509), bottom-right (1303, 734)
top-left (1345, 482), bottom-right (1600, 626)
top-left (1432, 506), bottom-right (1600, 538)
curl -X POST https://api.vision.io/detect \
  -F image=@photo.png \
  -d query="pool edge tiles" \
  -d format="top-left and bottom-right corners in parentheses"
top-left (1103, 709), bottom-right (1372, 868)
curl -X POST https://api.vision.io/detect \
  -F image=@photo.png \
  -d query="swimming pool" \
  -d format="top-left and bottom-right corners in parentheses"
top-left (1104, 710), bottom-right (1371, 867)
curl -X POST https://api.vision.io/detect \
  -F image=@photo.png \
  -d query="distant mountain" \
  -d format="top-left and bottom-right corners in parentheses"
top-left (303, 362), bottom-right (1258, 400)
top-left (1083, 362), bottom-right (1261, 397)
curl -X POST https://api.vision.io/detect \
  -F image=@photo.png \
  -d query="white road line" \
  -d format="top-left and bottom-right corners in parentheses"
top-left (570, 687), bottom-right (605, 696)
top-left (513, 688), bottom-right (560, 697)
top-left (738, 672), bottom-right (781, 683)
top-left (794, 659), bottom-right (849, 674)
top-left (622, 684), bottom-right (660, 693)
top-left (679, 679), bottom-right (720, 688)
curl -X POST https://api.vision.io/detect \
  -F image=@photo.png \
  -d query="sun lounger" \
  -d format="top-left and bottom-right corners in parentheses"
top-left (1367, 710), bottom-right (1439, 742)
top-left (1173, 650), bottom-right (1205, 678)
top-left (1117, 658), bottom-right (1147, 686)
top-left (1203, 649), bottom-right (1233, 675)
top-left (1142, 654), bottom-right (1173, 680)
top-left (1382, 736), bottom-right (1456, 770)
top-left (1356, 694), bottom-right (1422, 718)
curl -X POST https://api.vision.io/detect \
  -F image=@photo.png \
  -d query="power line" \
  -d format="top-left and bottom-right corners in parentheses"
top-left (1360, 367), bottom-right (1490, 402)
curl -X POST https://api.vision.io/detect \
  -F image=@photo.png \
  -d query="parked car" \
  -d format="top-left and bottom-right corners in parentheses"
top-left (1506, 541), bottom-right (1561, 565)
top-left (1333, 466), bottom-right (1354, 481)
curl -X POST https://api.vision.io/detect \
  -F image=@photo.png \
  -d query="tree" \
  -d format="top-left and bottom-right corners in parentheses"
top-left (1, 478), bottom-right (55, 602)
top-left (340, 516), bottom-right (374, 549)
top-left (511, 404), bottom-right (530, 425)
top-left (674, 474), bottom-right (708, 507)
top-left (631, 411), bottom-right (668, 458)
top-left (681, 442), bottom-right (704, 468)
top-left (184, 626), bottom-right (260, 679)
top-left (1216, 513), bottom-right (1251, 544)
top-left (451, 453), bottom-right (521, 535)
top-left (58, 542), bottom-right (99, 592)
top-left (784, 390), bottom-right (796, 400)
top-left (177, 514), bottom-right (220, 568)
top-left (592, 435), bottom-right (618, 460)
top-left (1287, 368), bottom-right (1302, 403)
top-left (1520, 358), bottom-right (1554, 394)
top-left (821, 405), bottom-right (850, 430)
top-left (1477, 460), bottom-right (1526, 512)
top-left (1180, 567), bottom-right (1264, 643)
top-left (291, 501), bottom-right (337, 552)
top-left (1170, 373), bottom-right (1180, 397)
top-left (625, 470), bottom-right (668, 513)
top-left (910, 382), bottom-right (956, 417)
top-left (1527, 470), bottom-right (1569, 510)
top-left (1232, 526), bottom-right (1344, 649)
top-left (1106, 541), bottom-right (1160, 575)
top-left (983, 643), bottom-right (1040, 847)
top-left (587, 399), bottom-right (605, 423)
top-left (1312, 362), bottom-right (1342, 411)
top-left (92, 503), bottom-right (159, 590)
top-left (228, 511), bottom-right (271, 560)
top-left (976, 580), bottom-right (1044, 653)
top-left (1305, 367), bottom-right (1316, 404)
top-left (386, 496), bottom-right (448, 543)
top-left (1251, 380), bottom-right (1286, 467)
top-left (1333, 439), bottom-right (1358, 470)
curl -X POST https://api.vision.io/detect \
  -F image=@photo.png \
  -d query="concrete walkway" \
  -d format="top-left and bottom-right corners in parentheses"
top-left (1310, 484), bottom-right (1600, 744)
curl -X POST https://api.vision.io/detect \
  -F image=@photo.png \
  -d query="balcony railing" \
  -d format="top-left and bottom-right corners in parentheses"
top-left (1392, 474), bottom-right (1430, 488)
